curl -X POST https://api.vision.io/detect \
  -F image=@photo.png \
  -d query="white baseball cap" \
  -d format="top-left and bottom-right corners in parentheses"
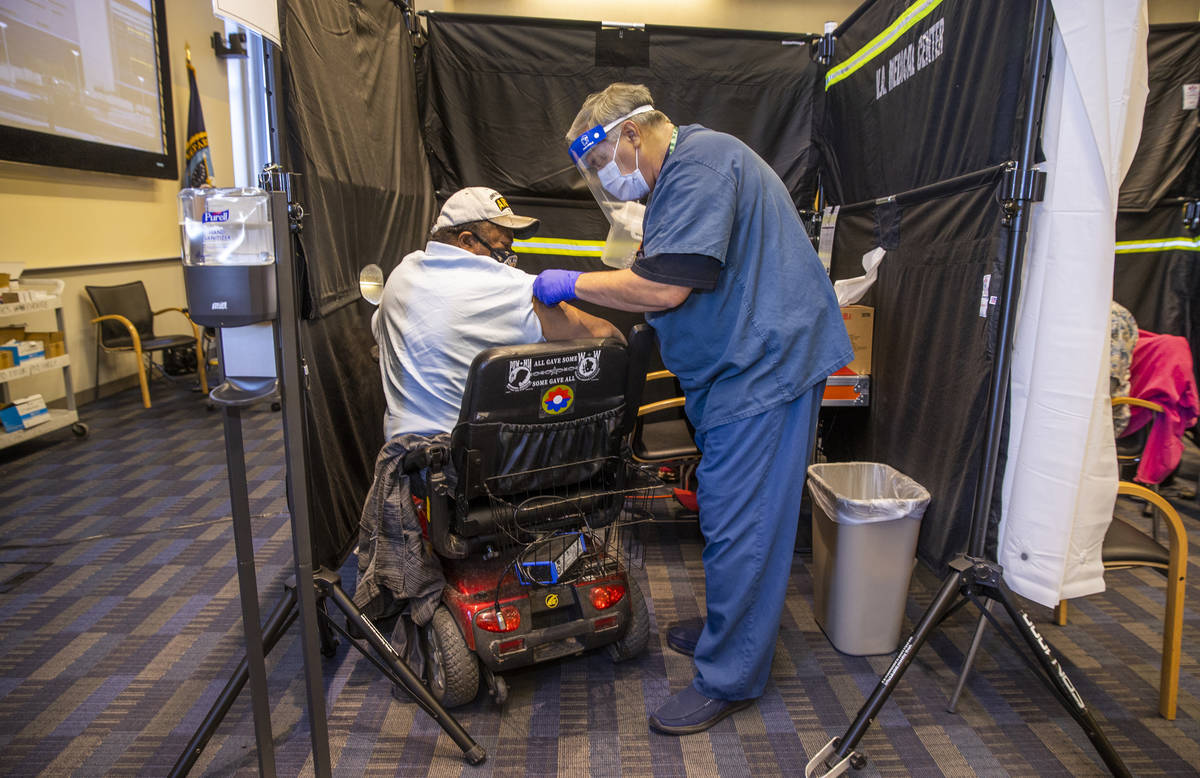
top-left (431, 186), bottom-right (540, 240)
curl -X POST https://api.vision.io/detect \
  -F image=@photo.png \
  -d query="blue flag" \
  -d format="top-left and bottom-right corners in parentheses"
top-left (184, 61), bottom-right (213, 187)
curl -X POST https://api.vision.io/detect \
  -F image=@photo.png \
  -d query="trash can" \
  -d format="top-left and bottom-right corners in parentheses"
top-left (807, 462), bottom-right (931, 656)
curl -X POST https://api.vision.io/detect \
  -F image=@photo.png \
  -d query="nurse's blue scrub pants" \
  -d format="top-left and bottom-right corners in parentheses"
top-left (689, 381), bottom-right (824, 701)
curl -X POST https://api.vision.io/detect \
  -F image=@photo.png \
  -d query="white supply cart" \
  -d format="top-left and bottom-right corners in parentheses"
top-left (0, 278), bottom-right (88, 449)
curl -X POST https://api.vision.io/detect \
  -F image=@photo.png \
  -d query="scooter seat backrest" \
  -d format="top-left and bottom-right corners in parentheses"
top-left (451, 336), bottom-right (631, 501)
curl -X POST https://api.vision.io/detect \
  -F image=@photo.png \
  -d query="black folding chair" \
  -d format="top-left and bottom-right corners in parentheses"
top-left (84, 281), bottom-right (206, 408)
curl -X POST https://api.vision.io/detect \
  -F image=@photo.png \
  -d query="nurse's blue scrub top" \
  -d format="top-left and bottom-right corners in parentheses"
top-left (641, 125), bottom-right (853, 433)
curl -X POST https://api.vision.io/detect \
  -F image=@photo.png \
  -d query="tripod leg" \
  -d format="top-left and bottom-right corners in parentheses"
top-left (806, 565), bottom-right (967, 778)
top-left (170, 590), bottom-right (298, 778)
top-left (316, 576), bottom-right (486, 766)
top-left (316, 598), bottom-right (339, 657)
top-left (947, 601), bottom-right (992, 713)
top-left (992, 579), bottom-right (1131, 777)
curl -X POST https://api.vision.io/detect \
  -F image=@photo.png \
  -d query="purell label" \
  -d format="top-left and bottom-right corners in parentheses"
top-left (202, 209), bottom-right (230, 223)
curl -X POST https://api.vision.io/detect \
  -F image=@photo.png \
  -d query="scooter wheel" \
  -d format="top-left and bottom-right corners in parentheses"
top-left (607, 577), bottom-right (650, 662)
top-left (425, 606), bottom-right (480, 708)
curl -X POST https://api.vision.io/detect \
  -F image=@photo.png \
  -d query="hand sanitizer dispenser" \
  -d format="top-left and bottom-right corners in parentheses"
top-left (180, 188), bottom-right (279, 401)
top-left (180, 187), bottom-right (277, 325)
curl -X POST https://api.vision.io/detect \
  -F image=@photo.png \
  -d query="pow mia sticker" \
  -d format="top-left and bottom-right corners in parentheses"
top-left (505, 350), bottom-right (602, 394)
top-left (507, 358), bottom-right (533, 391)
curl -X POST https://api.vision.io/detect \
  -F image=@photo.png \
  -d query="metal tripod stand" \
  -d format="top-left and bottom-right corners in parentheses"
top-left (170, 185), bottom-right (484, 776)
top-left (806, 1), bottom-right (1129, 775)
top-left (169, 563), bottom-right (486, 777)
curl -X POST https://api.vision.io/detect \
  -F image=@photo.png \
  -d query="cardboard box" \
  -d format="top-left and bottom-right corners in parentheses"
top-left (1, 395), bottom-right (49, 433)
top-left (0, 325), bottom-right (24, 341)
top-left (25, 330), bottom-right (63, 343)
top-left (840, 305), bottom-right (874, 375)
top-left (0, 272), bottom-right (9, 288)
top-left (0, 340), bottom-right (45, 364)
top-left (25, 331), bottom-right (64, 356)
top-left (0, 350), bottom-right (12, 370)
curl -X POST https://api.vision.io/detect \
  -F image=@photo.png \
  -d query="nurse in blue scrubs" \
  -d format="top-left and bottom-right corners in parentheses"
top-left (533, 83), bottom-right (853, 735)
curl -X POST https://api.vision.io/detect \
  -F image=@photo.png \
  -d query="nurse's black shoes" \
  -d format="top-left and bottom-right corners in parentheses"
top-left (649, 683), bottom-right (754, 735)
top-left (666, 620), bottom-right (703, 656)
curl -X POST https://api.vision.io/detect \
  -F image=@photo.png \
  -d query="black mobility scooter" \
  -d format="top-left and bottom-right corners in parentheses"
top-left (406, 325), bottom-right (657, 706)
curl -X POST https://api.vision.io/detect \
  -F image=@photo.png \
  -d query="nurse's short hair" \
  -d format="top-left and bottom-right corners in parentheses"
top-left (566, 83), bottom-right (670, 144)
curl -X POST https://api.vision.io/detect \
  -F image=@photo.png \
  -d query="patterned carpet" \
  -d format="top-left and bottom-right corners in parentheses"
top-left (0, 386), bottom-right (1197, 776)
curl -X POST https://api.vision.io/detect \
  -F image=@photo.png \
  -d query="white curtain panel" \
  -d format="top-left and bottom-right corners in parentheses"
top-left (998, 0), bottom-right (1148, 607)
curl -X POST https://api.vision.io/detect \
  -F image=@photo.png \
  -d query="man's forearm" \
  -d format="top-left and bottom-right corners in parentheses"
top-left (570, 305), bottom-right (624, 341)
top-left (575, 269), bottom-right (690, 312)
top-left (534, 298), bottom-right (625, 343)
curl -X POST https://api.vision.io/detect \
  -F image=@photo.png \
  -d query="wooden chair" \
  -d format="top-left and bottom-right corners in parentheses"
top-left (1112, 396), bottom-right (1167, 537)
top-left (1112, 396), bottom-right (1164, 479)
top-left (84, 282), bottom-right (207, 409)
top-left (1054, 482), bottom-right (1187, 719)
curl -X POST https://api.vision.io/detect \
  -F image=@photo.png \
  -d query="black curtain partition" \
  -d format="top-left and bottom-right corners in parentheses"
top-left (815, 0), bottom-right (1040, 570)
top-left (281, 0), bottom-right (437, 569)
top-left (818, 0), bottom-right (1034, 206)
top-left (1118, 23), bottom-right (1200, 212)
top-left (417, 11), bottom-right (825, 383)
top-left (1114, 22), bottom-right (1200, 408)
top-left (824, 169), bottom-right (1008, 571)
top-left (418, 12), bottom-right (823, 210)
top-left (285, 0), bottom-right (436, 312)
top-left (1114, 205), bottom-right (1200, 392)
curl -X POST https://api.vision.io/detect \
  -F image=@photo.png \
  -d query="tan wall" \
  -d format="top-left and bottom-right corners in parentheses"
top-left (424, 0), bottom-right (1199, 27)
top-left (420, 0), bottom-right (862, 31)
top-left (1, 0), bottom-right (233, 404)
top-left (1148, 0), bottom-right (1200, 22)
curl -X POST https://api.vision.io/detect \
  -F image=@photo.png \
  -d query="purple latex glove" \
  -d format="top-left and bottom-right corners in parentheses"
top-left (533, 269), bottom-right (582, 305)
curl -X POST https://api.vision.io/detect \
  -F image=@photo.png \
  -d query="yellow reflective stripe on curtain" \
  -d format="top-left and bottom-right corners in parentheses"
top-left (1115, 236), bottom-right (1200, 254)
top-left (513, 238), bottom-right (606, 257)
top-left (825, 0), bottom-right (946, 91)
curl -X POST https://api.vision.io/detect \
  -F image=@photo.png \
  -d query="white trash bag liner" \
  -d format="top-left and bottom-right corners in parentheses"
top-left (807, 461), bottom-right (931, 525)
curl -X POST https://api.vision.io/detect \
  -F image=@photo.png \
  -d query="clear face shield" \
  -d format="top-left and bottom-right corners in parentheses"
top-left (569, 105), bottom-right (655, 268)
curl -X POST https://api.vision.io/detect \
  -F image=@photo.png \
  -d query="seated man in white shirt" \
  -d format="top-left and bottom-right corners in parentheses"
top-left (374, 186), bottom-right (623, 438)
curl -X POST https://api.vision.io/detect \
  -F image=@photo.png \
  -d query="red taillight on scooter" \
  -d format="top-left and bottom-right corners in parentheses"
top-left (475, 604), bottom-right (521, 633)
top-left (589, 583), bottom-right (626, 610)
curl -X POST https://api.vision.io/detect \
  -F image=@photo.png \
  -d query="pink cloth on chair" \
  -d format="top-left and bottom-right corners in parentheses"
top-left (1123, 329), bottom-right (1199, 484)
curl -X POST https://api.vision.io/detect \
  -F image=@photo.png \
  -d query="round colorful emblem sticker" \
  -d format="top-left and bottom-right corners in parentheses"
top-left (541, 384), bottom-right (574, 415)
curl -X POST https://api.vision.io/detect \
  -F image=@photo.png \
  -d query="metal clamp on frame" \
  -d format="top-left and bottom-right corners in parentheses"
top-left (1183, 199), bottom-right (1200, 232)
top-left (998, 161), bottom-right (1047, 224)
top-left (812, 22), bottom-right (837, 65)
top-left (258, 166), bottom-right (306, 231)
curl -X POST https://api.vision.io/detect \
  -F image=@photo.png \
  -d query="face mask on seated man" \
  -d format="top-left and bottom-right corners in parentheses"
top-left (372, 186), bottom-right (624, 439)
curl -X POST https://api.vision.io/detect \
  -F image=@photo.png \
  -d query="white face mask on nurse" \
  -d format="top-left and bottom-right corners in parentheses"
top-left (595, 132), bottom-right (651, 201)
